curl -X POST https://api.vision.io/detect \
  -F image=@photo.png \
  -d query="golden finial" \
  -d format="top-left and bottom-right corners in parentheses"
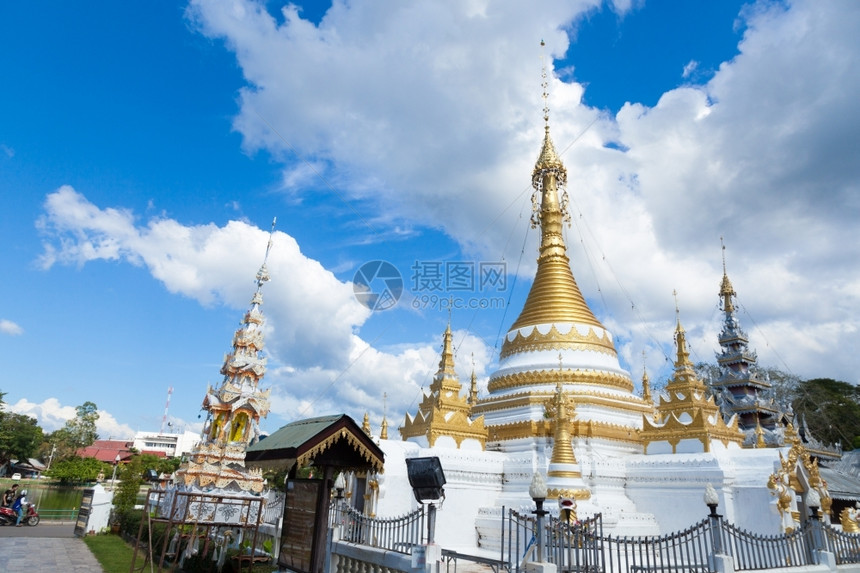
top-left (540, 39), bottom-right (549, 127)
top-left (547, 354), bottom-right (577, 466)
top-left (755, 417), bottom-right (766, 448)
top-left (719, 237), bottom-right (736, 314)
top-left (362, 412), bottom-right (371, 436)
top-left (641, 350), bottom-right (652, 403)
top-left (672, 291), bottom-right (693, 368)
top-left (468, 353), bottom-right (479, 406)
top-left (380, 393), bottom-right (389, 439)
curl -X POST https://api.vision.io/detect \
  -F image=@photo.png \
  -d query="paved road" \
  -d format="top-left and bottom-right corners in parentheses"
top-left (0, 523), bottom-right (104, 572)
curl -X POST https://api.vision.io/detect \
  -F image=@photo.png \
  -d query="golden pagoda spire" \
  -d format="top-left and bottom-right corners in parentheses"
top-left (672, 290), bottom-right (696, 374)
top-left (400, 323), bottom-right (488, 448)
top-left (755, 417), bottom-right (766, 448)
top-left (362, 412), bottom-right (372, 436)
top-left (468, 353), bottom-right (479, 406)
top-left (380, 393), bottom-right (388, 439)
top-left (437, 321), bottom-right (456, 381)
top-left (641, 352), bottom-right (652, 404)
top-left (548, 354), bottom-right (577, 468)
top-left (719, 237), bottom-right (736, 314)
top-left (508, 42), bottom-right (602, 333)
top-left (547, 380), bottom-right (578, 467)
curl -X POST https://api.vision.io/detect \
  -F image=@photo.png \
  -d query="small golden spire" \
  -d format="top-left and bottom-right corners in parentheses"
top-left (755, 417), bottom-right (766, 448)
top-left (673, 291), bottom-right (693, 368)
top-left (641, 351), bottom-right (652, 403)
top-left (380, 393), bottom-right (389, 439)
top-left (362, 412), bottom-right (371, 436)
top-left (468, 353), bottom-right (479, 406)
top-left (719, 237), bottom-right (736, 314)
top-left (547, 364), bottom-right (577, 467)
top-left (438, 321), bottom-right (456, 377)
top-left (549, 352), bottom-right (576, 465)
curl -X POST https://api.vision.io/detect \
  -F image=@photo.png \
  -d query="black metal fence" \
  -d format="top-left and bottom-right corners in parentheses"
top-left (719, 520), bottom-right (812, 570)
top-left (821, 524), bottom-right (860, 565)
top-left (335, 502), bottom-right (425, 554)
top-left (333, 502), bottom-right (860, 573)
top-left (504, 510), bottom-right (860, 573)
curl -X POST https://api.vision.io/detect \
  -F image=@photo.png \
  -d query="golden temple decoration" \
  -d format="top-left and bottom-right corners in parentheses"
top-left (486, 416), bottom-right (641, 444)
top-left (640, 303), bottom-right (745, 454)
top-left (546, 378), bottom-right (578, 468)
top-left (475, 387), bottom-right (651, 417)
top-left (296, 428), bottom-right (385, 475)
top-left (478, 63), bottom-right (642, 448)
top-left (501, 323), bottom-right (618, 359)
top-left (400, 324), bottom-right (488, 448)
top-left (767, 426), bottom-right (833, 531)
top-left (547, 488), bottom-right (591, 501)
top-left (487, 368), bottom-right (635, 394)
top-left (840, 505), bottom-right (860, 533)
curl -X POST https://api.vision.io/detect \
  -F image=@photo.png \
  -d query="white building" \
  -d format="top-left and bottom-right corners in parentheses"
top-left (132, 430), bottom-right (200, 459)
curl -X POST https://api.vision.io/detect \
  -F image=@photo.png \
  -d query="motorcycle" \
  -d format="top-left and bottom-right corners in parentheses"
top-left (0, 503), bottom-right (40, 526)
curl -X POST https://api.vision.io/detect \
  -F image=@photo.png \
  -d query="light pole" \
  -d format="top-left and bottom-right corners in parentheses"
top-left (704, 483), bottom-right (723, 555)
top-left (110, 453), bottom-right (121, 491)
top-left (530, 472), bottom-right (548, 563)
top-left (334, 473), bottom-right (346, 525)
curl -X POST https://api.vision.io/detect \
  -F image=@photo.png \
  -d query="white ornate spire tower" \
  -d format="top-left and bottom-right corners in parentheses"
top-left (175, 220), bottom-right (276, 493)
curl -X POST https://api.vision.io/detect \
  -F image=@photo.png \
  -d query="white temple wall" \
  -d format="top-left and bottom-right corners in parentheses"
top-left (494, 348), bottom-right (631, 377)
top-left (376, 440), bottom-right (505, 550)
top-left (626, 453), bottom-right (731, 532)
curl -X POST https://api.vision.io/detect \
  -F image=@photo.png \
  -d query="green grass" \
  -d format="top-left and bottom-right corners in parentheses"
top-left (84, 534), bottom-right (138, 573)
top-left (83, 533), bottom-right (274, 573)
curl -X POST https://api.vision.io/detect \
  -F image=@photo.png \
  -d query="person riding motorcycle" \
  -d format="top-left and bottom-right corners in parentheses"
top-left (12, 489), bottom-right (28, 526)
top-left (2, 483), bottom-right (18, 507)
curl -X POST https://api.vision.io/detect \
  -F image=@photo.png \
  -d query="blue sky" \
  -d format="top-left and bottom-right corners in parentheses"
top-left (2, 0), bottom-right (858, 440)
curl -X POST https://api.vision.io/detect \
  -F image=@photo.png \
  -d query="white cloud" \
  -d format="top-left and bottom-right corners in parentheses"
top-left (35, 0), bottom-right (860, 437)
top-left (682, 60), bottom-right (698, 79)
top-left (8, 397), bottom-right (135, 439)
top-left (37, 187), bottom-right (497, 428)
top-left (0, 319), bottom-right (23, 335)
top-left (184, 0), bottom-right (859, 385)
top-left (38, 186), bottom-right (371, 368)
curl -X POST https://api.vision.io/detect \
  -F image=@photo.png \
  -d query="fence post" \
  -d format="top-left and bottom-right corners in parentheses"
top-left (807, 496), bottom-right (837, 571)
top-left (526, 472), bottom-right (556, 573)
top-left (705, 484), bottom-right (734, 573)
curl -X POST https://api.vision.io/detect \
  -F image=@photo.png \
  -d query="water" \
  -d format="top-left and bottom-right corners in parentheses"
top-left (20, 484), bottom-right (84, 511)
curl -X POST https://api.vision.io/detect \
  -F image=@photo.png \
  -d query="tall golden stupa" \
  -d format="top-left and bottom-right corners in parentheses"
top-left (472, 76), bottom-right (651, 452)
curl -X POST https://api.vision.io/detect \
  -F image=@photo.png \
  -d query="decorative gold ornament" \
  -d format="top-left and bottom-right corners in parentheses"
top-left (400, 324), bottom-right (488, 448)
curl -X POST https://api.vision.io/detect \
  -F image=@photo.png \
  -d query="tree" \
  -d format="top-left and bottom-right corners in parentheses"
top-left (47, 457), bottom-right (108, 484)
top-left (113, 456), bottom-right (144, 520)
top-left (792, 378), bottom-right (860, 449)
top-left (757, 367), bottom-right (801, 409)
top-left (49, 401), bottom-right (100, 460)
top-left (0, 412), bottom-right (43, 468)
top-left (65, 401), bottom-right (100, 449)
